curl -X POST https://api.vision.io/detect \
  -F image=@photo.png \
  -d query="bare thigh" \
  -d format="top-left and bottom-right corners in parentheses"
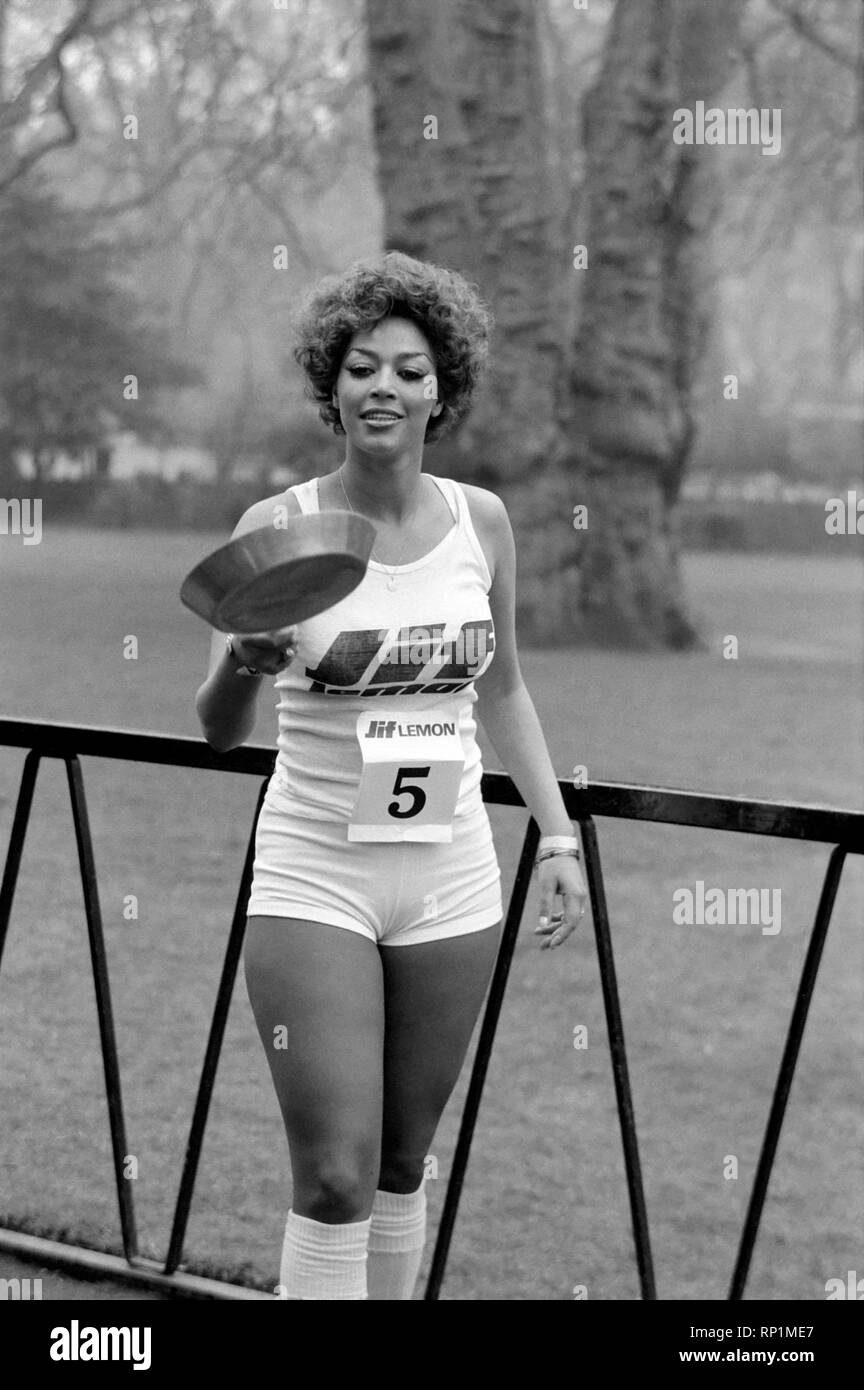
top-left (243, 916), bottom-right (384, 1220)
top-left (378, 921), bottom-right (503, 1192)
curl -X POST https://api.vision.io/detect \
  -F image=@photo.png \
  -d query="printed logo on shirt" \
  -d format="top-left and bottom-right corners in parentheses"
top-left (305, 618), bottom-right (494, 696)
top-left (364, 719), bottom-right (457, 738)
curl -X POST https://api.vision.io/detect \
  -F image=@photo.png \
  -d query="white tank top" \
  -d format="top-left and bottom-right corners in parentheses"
top-left (269, 473), bottom-right (496, 823)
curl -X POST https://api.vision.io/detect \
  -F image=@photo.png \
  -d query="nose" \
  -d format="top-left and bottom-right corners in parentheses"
top-left (370, 366), bottom-right (399, 395)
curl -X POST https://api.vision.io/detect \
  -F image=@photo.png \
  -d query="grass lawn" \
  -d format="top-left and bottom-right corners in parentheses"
top-left (0, 530), bottom-right (861, 1300)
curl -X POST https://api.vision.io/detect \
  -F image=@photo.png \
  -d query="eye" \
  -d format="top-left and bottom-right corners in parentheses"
top-left (344, 365), bottom-right (427, 380)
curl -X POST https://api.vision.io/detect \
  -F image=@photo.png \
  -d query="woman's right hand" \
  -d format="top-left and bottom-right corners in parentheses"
top-left (230, 625), bottom-right (300, 675)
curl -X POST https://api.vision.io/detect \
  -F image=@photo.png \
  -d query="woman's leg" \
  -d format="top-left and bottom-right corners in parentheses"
top-left (243, 915), bottom-right (385, 1298)
top-left (368, 922), bottom-right (503, 1299)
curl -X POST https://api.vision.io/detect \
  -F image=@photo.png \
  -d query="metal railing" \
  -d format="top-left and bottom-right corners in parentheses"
top-left (0, 716), bottom-right (861, 1300)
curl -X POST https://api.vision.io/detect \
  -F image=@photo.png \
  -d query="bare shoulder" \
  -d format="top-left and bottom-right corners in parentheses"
top-left (230, 487), bottom-right (302, 540)
top-left (457, 482), bottom-right (513, 584)
top-left (459, 481), bottom-right (508, 521)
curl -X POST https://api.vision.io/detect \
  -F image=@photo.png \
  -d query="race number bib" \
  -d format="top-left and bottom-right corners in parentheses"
top-left (347, 709), bottom-right (466, 842)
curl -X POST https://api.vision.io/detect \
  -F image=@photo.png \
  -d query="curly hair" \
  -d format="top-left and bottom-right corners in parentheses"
top-left (292, 251), bottom-right (494, 443)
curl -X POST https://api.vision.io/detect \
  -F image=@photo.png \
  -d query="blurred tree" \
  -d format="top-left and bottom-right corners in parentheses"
top-left (366, 0), bottom-right (565, 480)
top-left (367, 0), bottom-right (746, 645)
top-left (689, 0), bottom-right (862, 483)
top-left (1, 0), bottom-right (373, 493)
top-left (1, 0), bottom-right (857, 644)
top-left (0, 0), bottom-right (136, 192)
top-left (0, 0), bottom-right (371, 492)
top-left (738, 0), bottom-right (861, 400)
top-left (558, 0), bottom-right (746, 647)
top-left (0, 0), bottom-right (364, 217)
top-left (201, 354), bottom-right (261, 485)
top-left (0, 176), bottom-right (200, 486)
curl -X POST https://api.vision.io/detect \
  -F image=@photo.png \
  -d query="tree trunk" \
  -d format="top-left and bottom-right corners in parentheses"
top-left (0, 0), bottom-right (11, 186)
top-left (553, 0), bottom-right (744, 647)
top-left (365, 0), bottom-right (564, 482)
top-left (366, 0), bottom-right (744, 647)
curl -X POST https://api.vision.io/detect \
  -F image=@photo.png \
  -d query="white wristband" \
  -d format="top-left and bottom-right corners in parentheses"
top-left (538, 834), bottom-right (580, 851)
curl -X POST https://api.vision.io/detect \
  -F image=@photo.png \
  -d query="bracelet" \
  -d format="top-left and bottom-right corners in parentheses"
top-left (536, 839), bottom-right (583, 861)
top-left (535, 833), bottom-right (581, 871)
top-left (534, 847), bottom-right (581, 870)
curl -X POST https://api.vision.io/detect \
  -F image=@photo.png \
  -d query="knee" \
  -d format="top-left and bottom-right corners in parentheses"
top-left (296, 1158), bottom-right (375, 1223)
top-left (378, 1149), bottom-right (427, 1194)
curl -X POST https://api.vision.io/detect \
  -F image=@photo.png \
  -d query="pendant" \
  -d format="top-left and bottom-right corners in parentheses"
top-left (387, 572), bottom-right (397, 590)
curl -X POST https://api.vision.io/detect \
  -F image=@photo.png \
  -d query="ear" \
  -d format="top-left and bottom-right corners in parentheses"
top-left (431, 400), bottom-right (443, 417)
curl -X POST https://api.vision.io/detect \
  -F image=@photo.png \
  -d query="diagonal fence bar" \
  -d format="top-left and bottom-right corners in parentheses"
top-left (64, 755), bottom-right (138, 1264)
top-left (424, 816), bottom-right (540, 1299)
top-left (0, 748), bottom-right (138, 1262)
top-left (728, 845), bottom-right (848, 1300)
top-left (163, 778), bottom-right (269, 1277)
top-left (0, 749), bottom-right (42, 970)
top-left (578, 816), bottom-right (657, 1300)
top-left (0, 717), bottom-right (862, 1299)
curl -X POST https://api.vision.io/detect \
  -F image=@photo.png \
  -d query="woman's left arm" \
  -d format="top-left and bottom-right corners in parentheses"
top-left (472, 490), bottom-right (588, 949)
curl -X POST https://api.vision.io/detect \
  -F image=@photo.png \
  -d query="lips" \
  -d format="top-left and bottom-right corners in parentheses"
top-left (360, 410), bottom-right (402, 421)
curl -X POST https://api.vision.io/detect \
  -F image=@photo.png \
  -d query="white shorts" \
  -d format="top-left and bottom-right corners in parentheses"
top-left (247, 786), bottom-right (503, 947)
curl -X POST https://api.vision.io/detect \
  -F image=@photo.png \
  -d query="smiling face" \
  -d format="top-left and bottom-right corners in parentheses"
top-left (333, 315), bottom-right (442, 458)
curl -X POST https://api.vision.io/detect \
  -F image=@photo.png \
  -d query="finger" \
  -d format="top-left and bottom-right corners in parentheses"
top-left (240, 635), bottom-right (298, 664)
top-left (562, 890), bottom-right (588, 913)
top-left (537, 888), bottom-right (558, 931)
top-left (541, 924), bottom-right (574, 949)
top-left (243, 634), bottom-right (288, 652)
top-left (541, 898), bottom-right (586, 949)
top-left (544, 921), bottom-right (577, 949)
top-left (240, 624), bottom-right (299, 648)
top-left (262, 649), bottom-right (297, 673)
top-left (548, 911), bottom-right (587, 948)
top-left (535, 908), bottom-right (564, 935)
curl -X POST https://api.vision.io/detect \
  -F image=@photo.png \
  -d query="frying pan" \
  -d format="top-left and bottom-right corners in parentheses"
top-left (180, 510), bottom-right (375, 634)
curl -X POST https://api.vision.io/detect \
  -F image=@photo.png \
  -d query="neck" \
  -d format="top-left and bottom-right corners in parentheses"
top-left (340, 458), bottom-right (424, 524)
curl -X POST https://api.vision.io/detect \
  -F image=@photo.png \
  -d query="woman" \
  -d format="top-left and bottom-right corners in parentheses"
top-left (195, 252), bottom-right (588, 1300)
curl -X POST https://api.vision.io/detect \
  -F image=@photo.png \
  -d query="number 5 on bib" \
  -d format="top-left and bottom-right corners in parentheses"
top-left (347, 709), bottom-right (466, 842)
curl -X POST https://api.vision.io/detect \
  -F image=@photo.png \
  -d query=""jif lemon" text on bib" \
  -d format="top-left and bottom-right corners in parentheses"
top-left (348, 709), bottom-right (466, 841)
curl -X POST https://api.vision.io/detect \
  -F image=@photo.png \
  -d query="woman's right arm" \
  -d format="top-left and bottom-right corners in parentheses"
top-left (195, 493), bottom-right (301, 753)
top-left (195, 629), bottom-right (265, 753)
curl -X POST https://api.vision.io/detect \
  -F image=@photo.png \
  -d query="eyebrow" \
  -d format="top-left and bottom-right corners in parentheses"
top-left (344, 349), bottom-right (432, 363)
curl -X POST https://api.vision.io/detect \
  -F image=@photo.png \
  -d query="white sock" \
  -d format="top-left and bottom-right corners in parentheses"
top-left (366, 1182), bottom-right (427, 1301)
top-left (279, 1209), bottom-right (371, 1300)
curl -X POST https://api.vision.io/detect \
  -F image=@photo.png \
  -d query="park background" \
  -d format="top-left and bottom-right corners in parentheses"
top-left (0, 0), bottom-right (861, 1300)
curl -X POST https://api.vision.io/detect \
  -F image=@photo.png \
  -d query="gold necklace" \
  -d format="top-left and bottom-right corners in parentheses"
top-left (338, 465), bottom-right (424, 590)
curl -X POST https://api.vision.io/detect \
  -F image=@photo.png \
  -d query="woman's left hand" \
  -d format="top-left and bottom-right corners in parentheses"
top-left (535, 855), bottom-right (589, 950)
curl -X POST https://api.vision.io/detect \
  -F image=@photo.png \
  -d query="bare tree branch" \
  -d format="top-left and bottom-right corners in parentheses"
top-left (0, 0), bottom-right (96, 128)
top-left (765, 0), bottom-right (858, 71)
top-left (0, 0), bottom-right (145, 191)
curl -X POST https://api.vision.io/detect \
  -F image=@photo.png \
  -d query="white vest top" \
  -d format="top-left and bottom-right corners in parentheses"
top-left (269, 473), bottom-right (496, 823)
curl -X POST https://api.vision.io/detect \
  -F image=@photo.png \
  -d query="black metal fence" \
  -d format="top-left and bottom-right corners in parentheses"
top-left (0, 716), bottom-right (861, 1300)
